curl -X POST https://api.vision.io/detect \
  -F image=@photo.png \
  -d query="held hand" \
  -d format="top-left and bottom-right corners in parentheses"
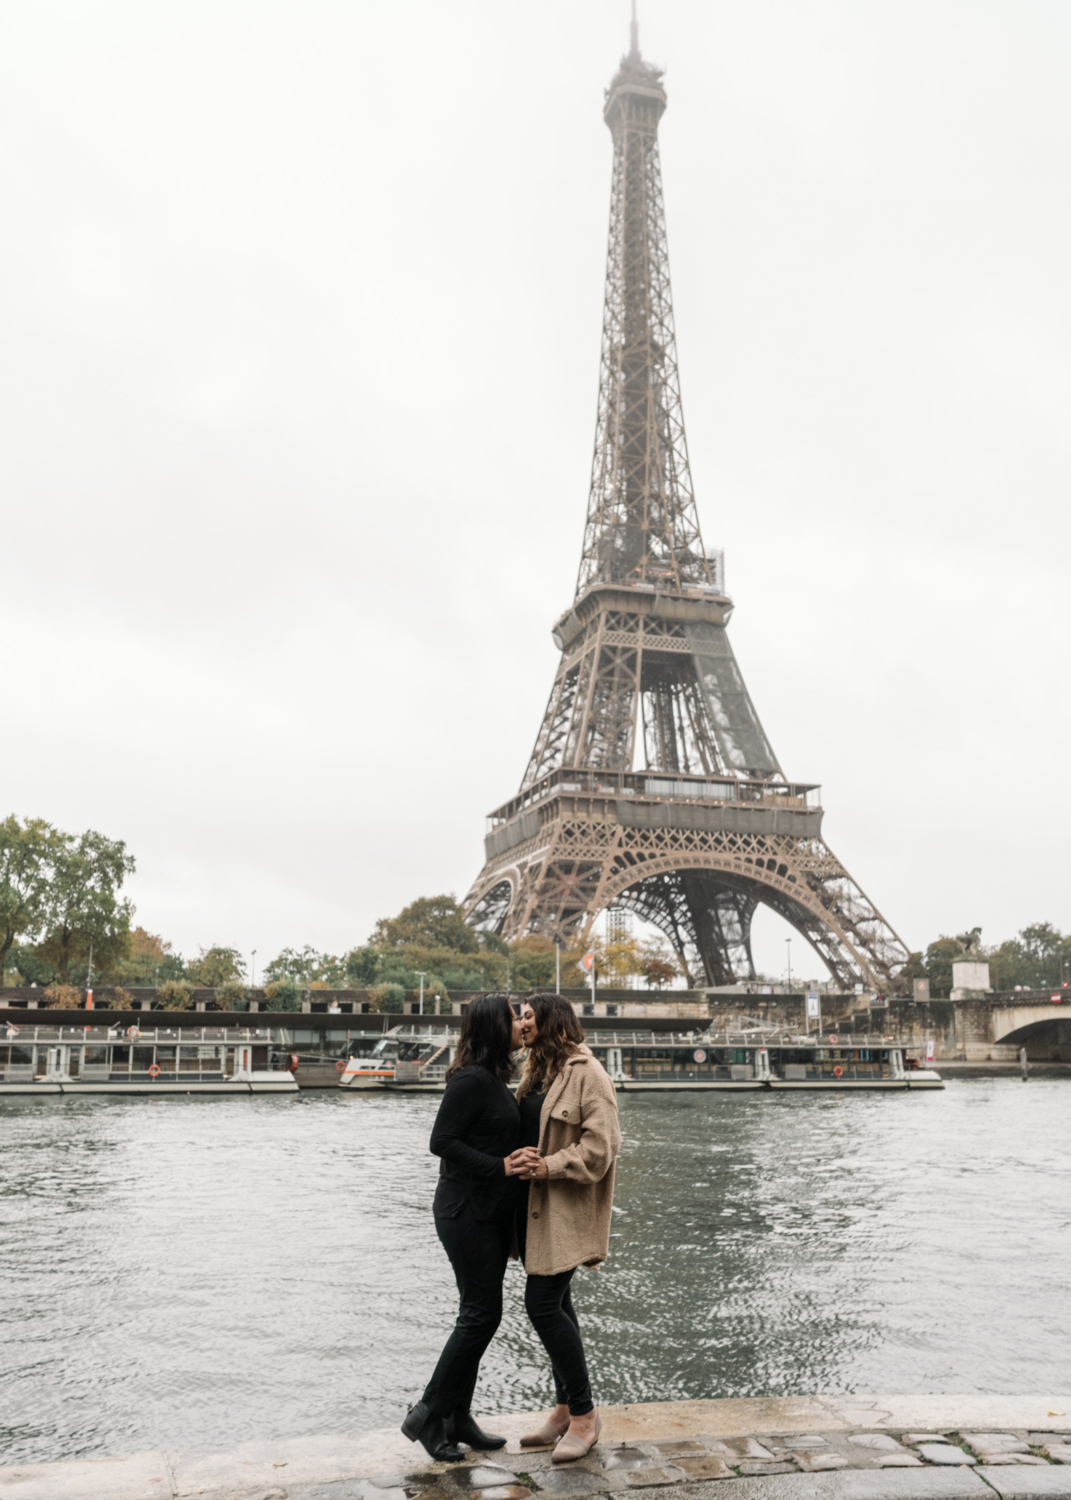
top-left (510, 1147), bottom-right (548, 1180)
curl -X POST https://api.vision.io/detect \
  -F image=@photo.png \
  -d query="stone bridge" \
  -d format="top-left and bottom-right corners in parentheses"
top-left (702, 992), bottom-right (1071, 1062)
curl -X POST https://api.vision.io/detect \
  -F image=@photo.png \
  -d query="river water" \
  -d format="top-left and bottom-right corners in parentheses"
top-left (2, 1082), bottom-right (1069, 1465)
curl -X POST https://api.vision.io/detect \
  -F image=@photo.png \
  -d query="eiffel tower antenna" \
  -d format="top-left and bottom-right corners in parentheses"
top-left (465, 32), bottom-right (909, 993)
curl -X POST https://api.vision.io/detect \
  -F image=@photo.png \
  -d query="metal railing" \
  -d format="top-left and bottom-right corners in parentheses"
top-left (2, 1025), bottom-right (270, 1043)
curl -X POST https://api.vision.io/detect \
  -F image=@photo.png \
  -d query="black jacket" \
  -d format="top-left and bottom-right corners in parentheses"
top-left (430, 1064), bottom-right (520, 1221)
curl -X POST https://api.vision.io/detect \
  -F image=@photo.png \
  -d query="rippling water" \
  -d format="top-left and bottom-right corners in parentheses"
top-left (2, 1082), bottom-right (1069, 1464)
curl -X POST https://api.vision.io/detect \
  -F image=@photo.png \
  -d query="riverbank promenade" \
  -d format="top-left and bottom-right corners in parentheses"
top-left (5, 1396), bottom-right (1070, 1500)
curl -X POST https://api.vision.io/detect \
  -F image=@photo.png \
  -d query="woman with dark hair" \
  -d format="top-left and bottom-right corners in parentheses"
top-left (401, 993), bottom-right (522, 1462)
top-left (509, 993), bottom-right (621, 1463)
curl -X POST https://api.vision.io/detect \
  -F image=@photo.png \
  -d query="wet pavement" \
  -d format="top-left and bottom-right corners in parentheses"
top-left (3, 1395), bottom-right (1070, 1500)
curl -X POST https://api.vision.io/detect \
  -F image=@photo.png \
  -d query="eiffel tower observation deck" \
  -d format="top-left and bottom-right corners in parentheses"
top-left (465, 13), bottom-right (909, 991)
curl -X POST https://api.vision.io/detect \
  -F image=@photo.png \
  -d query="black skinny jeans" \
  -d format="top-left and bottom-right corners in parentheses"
top-left (421, 1205), bottom-right (513, 1419)
top-left (519, 1201), bottom-right (594, 1417)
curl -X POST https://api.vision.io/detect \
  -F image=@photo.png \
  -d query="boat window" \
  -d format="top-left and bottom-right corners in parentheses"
top-left (131, 1046), bottom-right (155, 1072)
top-left (156, 1047), bottom-right (177, 1072)
top-left (67, 1049), bottom-right (81, 1078)
top-left (111, 1047), bottom-right (130, 1072)
top-left (223, 1048), bottom-right (236, 1076)
top-left (4, 1045), bottom-right (34, 1068)
top-left (85, 1046), bottom-right (109, 1066)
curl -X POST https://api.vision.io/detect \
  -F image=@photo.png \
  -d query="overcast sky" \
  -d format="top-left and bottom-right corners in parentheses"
top-left (2, 0), bottom-right (1068, 982)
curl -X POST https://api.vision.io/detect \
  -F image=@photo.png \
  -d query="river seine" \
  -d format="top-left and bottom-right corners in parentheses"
top-left (1, 1081), bottom-right (1068, 1465)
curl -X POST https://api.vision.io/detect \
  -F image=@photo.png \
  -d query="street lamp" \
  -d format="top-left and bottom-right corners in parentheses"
top-left (415, 971), bottom-right (427, 1015)
top-left (251, 950), bottom-right (257, 991)
top-left (786, 938), bottom-right (792, 991)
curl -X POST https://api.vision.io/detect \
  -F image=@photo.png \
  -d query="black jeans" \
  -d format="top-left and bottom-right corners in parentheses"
top-left (421, 1205), bottom-right (513, 1419)
top-left (524, 1271), bottom-right (594, 1416)
top-left (518, 1198), bottom-right (594, 1417)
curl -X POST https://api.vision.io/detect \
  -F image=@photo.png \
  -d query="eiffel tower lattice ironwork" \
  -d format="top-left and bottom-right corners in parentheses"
top-left (464, 20), bottom-right (909, 990)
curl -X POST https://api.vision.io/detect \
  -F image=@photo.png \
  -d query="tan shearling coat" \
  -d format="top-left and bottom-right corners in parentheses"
top-left (522, 1048), bottom-right (622, 1277)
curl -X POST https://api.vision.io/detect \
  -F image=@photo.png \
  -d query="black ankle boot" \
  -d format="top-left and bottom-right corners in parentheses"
top-left (401, 1402), bottom-right (465, 1462)
top-left (446, 1411), bottom-right (507, 1450)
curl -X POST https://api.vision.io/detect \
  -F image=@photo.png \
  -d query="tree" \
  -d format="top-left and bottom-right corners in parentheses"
top-left (639, 936), bottom-right (681, 990)
top-left (922, 938), bottom-right (962, 998)
top-left (33, 829), bottom-right (135, 983)
top-left (112, 927), bottom-right (185, 986)
top-left (0, 816), bottom-right (63, 975)
top-left (187, 946), bottom-right (246, 986)
top-left (344, 946), bottom-right (380, 986)
top-left (264, 977), bottom-right (302, 1012)
top-left (369, 982), bottom-right (405, 1013)
top-left (602, 935), bottom-right (644, 988)
top-left (509, 935), bottom-right (557, 990)
top-left (263, 946), bottom-right (345, 985)
top-left (157, 980), bottom-right (193, 1010)
top-left (371, 895), bottom-right (479, 954)
top-left (6, 943), bottom-right (55, 986)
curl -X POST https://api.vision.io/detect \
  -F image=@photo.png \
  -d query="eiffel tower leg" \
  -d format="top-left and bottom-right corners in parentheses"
top-left (467, 815), bottom-right (907, 992)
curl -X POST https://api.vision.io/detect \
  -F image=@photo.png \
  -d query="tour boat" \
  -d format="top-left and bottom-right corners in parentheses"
top-left (335, 1025), bottom-right (942, 1093)
top-left (587, 1030), bottom-right (944, 1091)
top-left (337, 1031), bottom-right (449, 1091)
top-left (0, 1024), bottom-right (298, 1095)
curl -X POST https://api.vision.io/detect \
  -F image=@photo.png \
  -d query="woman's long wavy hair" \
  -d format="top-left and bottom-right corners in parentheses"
top-left (446, 993), bottom-right (517, 1085)
top-left (516, 992), bottom-right (586, 1099)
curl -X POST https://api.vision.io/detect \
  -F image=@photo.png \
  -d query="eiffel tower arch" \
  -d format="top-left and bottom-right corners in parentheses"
top-left (464, 19), bottom-right (909, 991)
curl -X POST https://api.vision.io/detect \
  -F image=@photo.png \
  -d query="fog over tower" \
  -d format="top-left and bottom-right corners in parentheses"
top-left (464, 19), bottom-right (908, 989)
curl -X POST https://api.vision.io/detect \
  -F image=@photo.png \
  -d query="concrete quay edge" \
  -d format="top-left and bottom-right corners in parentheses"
top-left (2, 1395), bottom-right (1069, 1500)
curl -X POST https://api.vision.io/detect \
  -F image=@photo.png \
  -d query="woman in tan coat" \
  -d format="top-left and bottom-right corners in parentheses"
top-left (509, 994), bottom-right (622, 1463)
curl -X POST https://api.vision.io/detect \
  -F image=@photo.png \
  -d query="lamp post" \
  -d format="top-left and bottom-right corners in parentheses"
top-left (554, 935), bottom-right (562, 995)
top-left (251, 950), bottom-right (257, 991)
top-left (415, 971), bottom-right (427, 1015)
top-left (785, 938), bottom-right (792, 991)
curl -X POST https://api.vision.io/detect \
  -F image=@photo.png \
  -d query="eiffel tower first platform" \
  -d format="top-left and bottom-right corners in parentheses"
top-left (464, 17), bottom-right (909, 991)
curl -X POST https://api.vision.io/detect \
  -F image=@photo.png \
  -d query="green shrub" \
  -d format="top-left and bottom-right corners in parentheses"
top-left (156, 980), bottom-right (194, 1010)
top-left (369, 982), bottom-right (405, 1013)
top-left (215, 980), bottom-right (247, 1010)
top-left (264, 977), bottom-right (302, 1012)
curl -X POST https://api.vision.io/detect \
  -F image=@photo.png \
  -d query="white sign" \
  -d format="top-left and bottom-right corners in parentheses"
top-left (925, 1038), bottom-right (935, 1063)
top-left (806, 993), bottom-right (820, 1018)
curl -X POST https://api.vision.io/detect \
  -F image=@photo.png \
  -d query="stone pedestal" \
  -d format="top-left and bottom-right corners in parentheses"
top-left (951, 959), bottom-right (990, 999)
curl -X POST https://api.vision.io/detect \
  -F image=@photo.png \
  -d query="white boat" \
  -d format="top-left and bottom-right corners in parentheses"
top-left (335, 1025), bottom-right (942, 1093)
top-left (0, 1024), bottom-right (298, 1095)
top-left (338, 1029), bottom-right (449, 1091)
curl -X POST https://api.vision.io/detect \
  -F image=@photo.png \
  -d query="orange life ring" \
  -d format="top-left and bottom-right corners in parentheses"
top-left (335, 1059), bottom-right (346, 1071)
top-left (148, 1063), bottom-right (161, 1077)
top-left (287, 1053), bottom-right (299, 1072)
top-left (828, 1034), bottom-right (838, 1044)
top-left (833, 1065), bottom-right (844, 1077)
top-left (127, 1025), bottom-right (140, 1039)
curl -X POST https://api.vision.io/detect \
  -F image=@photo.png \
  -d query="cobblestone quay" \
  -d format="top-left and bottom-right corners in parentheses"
top-left (4, 1396), bottom-right (1070, 1500)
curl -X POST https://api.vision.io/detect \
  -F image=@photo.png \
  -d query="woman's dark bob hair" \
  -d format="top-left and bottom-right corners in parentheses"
top-left (446, 993), bottom-right (516, 1085)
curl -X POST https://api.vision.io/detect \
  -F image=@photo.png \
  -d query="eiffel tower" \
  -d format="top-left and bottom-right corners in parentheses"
top-left (464, 13), bottom-right (909, 991)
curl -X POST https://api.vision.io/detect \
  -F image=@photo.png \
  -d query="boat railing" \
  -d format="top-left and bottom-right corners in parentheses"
top-left (2, 1025), bottom-right (271, 1044)
top-left (762, 1032), bottom-right (903, 1049)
